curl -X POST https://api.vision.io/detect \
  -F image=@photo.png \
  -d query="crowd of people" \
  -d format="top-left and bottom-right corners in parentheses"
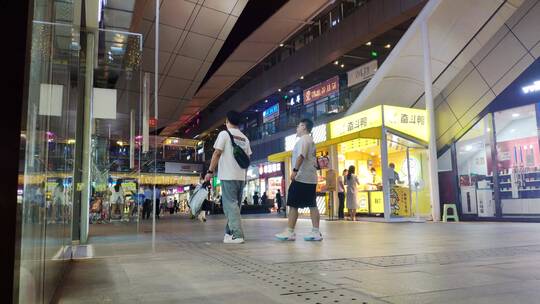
top-left (89, 181), bottom-right (190, 224)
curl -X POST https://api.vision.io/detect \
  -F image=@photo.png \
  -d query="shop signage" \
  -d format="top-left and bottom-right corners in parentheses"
top-left (329, 105), bottom-right (428, 142)
top-left (522, 80), bottom-right (540, 94)
top-left (149, 117), bottom-right (157, 127)
top-left (262, 104), bottom-right (279, 123)
top-left (303, 76), bottom-right (339, 105)
top-left (383, 105), bottom-right (428, 141)
top-left (285, 124), bottom-right (327, 151)
top-left (330, 106), bottom-right (382, 138)
top-left (164, 162), bottom-right (203, 174)
top-left (347, 60), bottom-right (378, 87)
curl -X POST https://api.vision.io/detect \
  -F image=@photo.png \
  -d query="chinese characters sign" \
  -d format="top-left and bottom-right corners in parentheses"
top-left (330, 106), bottom-right (382, 138)
top-left (329, 105), bottom-right (428, 141)
top-left (383, 105), bottom-right (428, 141)
top-left (303, 76), bottom-right (339, 105)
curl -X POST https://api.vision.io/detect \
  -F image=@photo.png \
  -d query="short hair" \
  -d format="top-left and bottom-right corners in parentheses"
top-left (343, 169), bottom-right (348, 174)
top-left (389, 163), bottom-right (395, 168)
top-left (226, 111), bottom-right (242, 126)
top-left (299, 118), bottom-right (314, 132)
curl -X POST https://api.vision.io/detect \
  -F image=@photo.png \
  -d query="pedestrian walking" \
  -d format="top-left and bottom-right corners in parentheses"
top-left (205, 111), bottom-right (252, 244)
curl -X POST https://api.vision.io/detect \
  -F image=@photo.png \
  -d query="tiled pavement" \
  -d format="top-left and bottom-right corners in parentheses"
top-left (55, 214), bottom-right (540, 303)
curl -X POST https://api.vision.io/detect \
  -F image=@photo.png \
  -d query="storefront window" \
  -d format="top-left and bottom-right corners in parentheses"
top-left (495, 104), bottom-right (540, 215)
top-left (315, 99), bottom-right (327, 120)
top-left (456, 116), bottom-right (495, 216)
top-left (304, 103), bottom-right (315, 121)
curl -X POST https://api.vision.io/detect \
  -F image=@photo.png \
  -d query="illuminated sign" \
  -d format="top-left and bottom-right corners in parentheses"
top-left (383, 105), bottom-right (427, 141)
top-left (262, 104), bottom-right (279, 123)
top-left (284, 124), bottom-right (327, 151)
top-left (303, 76), bottom-right (339, 105)
top-left (329, 105), bottom-right (428, 141)
top-left (522, 80), bottom-right (540, 94)
top-left (330, 106), bottom-right (382, 138)
top-left (347, 60), bottom-right (378, 87)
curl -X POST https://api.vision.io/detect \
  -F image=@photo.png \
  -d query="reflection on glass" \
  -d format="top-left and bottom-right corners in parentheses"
top-left (456, 116), bottom-right (494, 216)
top-left (495, 104), bottom-right (540, 215)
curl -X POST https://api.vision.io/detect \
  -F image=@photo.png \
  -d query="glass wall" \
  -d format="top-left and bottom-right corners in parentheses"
top-left (17, 0), bottom-right (158, 302)
top-left (455, 116), bottom-right (495, 217)
top-left (495, 104), bottom-right (540, 215)
top-left (19, 3), bottom-right (78, 302)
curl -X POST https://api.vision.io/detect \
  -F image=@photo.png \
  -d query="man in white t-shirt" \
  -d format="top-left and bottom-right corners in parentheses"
top-left (205, 111), bottom-right (252, 244)
top-left (276, 118), bottom-right (322, 241)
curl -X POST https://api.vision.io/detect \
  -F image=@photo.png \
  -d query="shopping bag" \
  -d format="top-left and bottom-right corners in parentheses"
top-left (188, 181), bottom-right (210, 216)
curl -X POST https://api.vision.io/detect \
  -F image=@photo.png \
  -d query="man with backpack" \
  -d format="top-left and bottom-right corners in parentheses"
top-left (205, 111), bottom-right (252, 244)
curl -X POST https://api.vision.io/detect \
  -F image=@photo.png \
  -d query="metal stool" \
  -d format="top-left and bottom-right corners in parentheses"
top-left (442, 204), bottom-right (459, 222)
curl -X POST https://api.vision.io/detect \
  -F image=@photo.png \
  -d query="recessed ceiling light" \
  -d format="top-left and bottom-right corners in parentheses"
top-left (512, 113), bottom-right (520, 117)
top-left (300, 76), bottom-right (304, 79)
top-left (340, 64), bottom-right (345, 68)
top-left (255, 109), bottom-right (258, 112)
top-left (264, 99), bottom-right (268, 103)
top-left (289, 90), bottom-right (294, 93)
top-left (334, 60), bottom-right (339, 65)
top-left (278, 88), bottom-right (281, 92)
top-left (279, 43), bottom-right (284, 47)
top-left (385, 44), bottom-right (391, 49)
top-left (366, 41), bottom-right (372, 46)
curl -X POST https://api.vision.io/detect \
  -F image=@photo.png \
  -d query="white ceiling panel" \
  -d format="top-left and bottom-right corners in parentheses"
top-left (207, 39), bottom-right (225, 62)
top-left (216, 61), bottom-right (256, 77)
top-left (143, 0), bottom-right (158, 21)
top-left (219, 15), bottom-right (238, 40)
top-left (168, 55), bottom-right (204, 79)
top-left (159, 77), bottom-right (191, 98)
top-left (191, 6), bottom-right (229, 38)
top-left (178, 32), bottom-right (214, 60)
top-left (231, 0), bottom-right (249, 17)
top-left (195, 61), bottom-right (212, 82)
top-left (228, 41), bottom-right (275, 62)
top-left (247, 20), bottom-right (299, 44)
top-left (203, 0), bottom-right (237, 14)
top-left (145, 24), bottom-right (183, 52)
top-left (142, 49), bottom-right (171, 74)
top-left (107, 0), bottom-right (135, 11)
top-left (160, 0), bottom-right (196, 29)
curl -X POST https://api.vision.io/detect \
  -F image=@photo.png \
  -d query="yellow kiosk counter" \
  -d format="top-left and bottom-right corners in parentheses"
top-left (269, 104), bottom-right (433, 222)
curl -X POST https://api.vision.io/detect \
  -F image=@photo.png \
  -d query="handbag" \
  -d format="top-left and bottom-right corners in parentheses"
top-left (225, 130), bottom-right (250, 169)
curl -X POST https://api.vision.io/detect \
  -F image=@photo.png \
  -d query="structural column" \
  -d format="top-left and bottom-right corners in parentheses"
top-left (79, 32), bottom-right (95, 244)
top-left (421, 20), bottom-right (441, 221)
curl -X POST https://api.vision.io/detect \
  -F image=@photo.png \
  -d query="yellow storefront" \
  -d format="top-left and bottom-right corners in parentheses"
top-left (269, 105), bottom-right (433, 222)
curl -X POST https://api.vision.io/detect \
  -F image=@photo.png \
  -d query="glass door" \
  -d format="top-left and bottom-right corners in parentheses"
top-left (385, 132), bottom-right (431, 220)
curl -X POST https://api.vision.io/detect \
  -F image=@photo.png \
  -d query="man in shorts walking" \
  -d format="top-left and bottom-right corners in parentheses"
top-left (205, 110), bottom-right (252, 244)
top-left (275, 118), bottom-right (322, 241)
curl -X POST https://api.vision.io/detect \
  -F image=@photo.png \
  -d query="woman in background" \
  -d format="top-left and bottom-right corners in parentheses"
top-left (345, 165), bottom-right (360, 221)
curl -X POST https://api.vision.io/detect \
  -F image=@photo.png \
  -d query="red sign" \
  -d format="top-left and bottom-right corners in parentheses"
top-left (303, 76), bottom-right (339, 105)
top-left (149, 117), bottom-right (157, 127)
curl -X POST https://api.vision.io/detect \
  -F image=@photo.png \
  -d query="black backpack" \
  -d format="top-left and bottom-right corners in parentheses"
top-left (225, 130), bottom-right (250, 169)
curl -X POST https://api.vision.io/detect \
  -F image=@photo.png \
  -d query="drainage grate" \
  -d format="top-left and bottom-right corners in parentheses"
top-left (281, 289), bottom-right (385, 304)
top-left (353, 245), bottom-right (540, 267)
top-left (275, 259), bottom-right (374, 274)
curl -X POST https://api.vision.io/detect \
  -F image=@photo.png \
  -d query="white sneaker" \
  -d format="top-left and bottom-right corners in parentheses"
top-left (197, 212), bottom-right (207, 222)
top-left (223, 235), bottom-right (244, 244)
top-left (275, 230), bottom-right (296, 241)
top-left (303, 231), bottom-right (323, 241)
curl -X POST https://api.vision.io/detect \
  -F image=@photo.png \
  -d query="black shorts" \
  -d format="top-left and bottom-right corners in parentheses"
top-left (287, 180), bottom-right (317, 208)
